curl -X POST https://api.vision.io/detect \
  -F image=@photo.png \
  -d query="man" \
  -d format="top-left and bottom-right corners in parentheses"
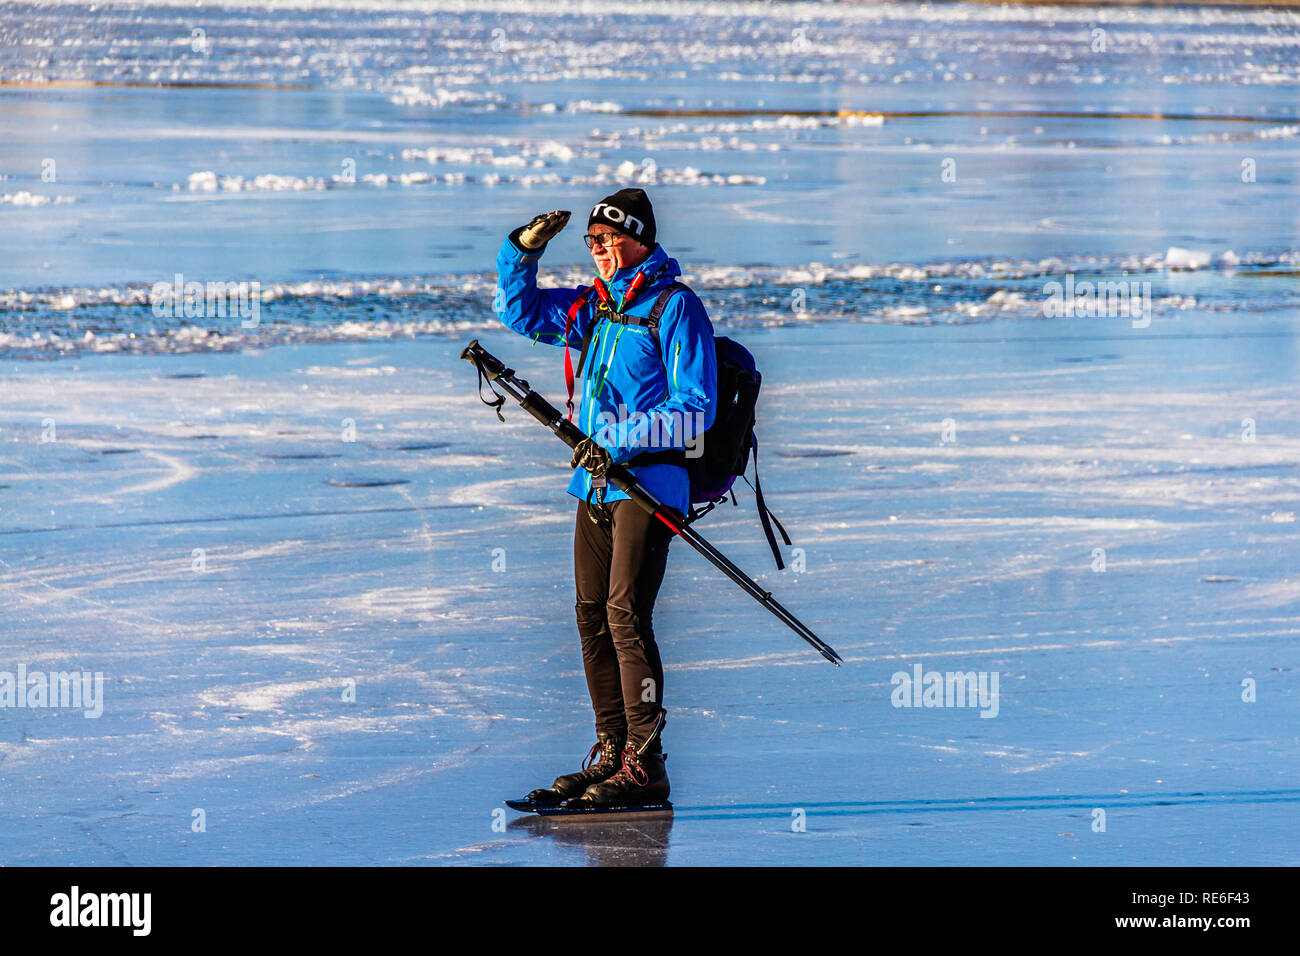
top-left (493, 188), bottom-right (717, 807)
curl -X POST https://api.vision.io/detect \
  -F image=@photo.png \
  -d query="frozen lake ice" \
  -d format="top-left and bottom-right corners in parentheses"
top-left (0, 1), bottom-right (1297, 865)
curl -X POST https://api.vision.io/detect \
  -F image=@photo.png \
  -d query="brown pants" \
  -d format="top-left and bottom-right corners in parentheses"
top-left (573, 498), bottom-right (673, 749)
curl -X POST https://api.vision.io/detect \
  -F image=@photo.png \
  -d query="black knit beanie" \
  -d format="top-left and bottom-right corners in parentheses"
top-left (589, 188), bottom-right (656, 248)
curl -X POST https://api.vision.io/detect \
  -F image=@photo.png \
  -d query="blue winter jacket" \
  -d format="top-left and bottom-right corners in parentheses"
top-left (494, 230), bottom-right (717, 516)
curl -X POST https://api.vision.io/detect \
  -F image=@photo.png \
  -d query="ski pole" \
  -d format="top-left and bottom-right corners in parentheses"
top-left (461, 339), bottom-right (843, 666)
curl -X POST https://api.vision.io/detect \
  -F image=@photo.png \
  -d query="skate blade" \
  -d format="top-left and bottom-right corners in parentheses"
top-left (505, 799), bottom-right (673, 818)
top-left (505, 798), bottom-right (564, 812)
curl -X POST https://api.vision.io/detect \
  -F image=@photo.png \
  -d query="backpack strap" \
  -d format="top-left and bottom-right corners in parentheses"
top-left (629, 449), bottom-right (686, 468)
top-left (644, 281), bottom-right (687, 349)
top-left (600, 282), bottom-right (687, 343)
top-left (742, 435), bottom-right (792, 570)
top-left (581, 281), bottom-right (687, 386)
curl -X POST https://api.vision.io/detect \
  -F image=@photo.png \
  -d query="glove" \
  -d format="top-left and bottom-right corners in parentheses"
top-left (570, 437), bottom-right (611, 479)
top-left (517, 209), bottom-right (571, 251)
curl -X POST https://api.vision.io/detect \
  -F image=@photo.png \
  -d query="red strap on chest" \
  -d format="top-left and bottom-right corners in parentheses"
top-left (564, 287), bottom-right (594, 421)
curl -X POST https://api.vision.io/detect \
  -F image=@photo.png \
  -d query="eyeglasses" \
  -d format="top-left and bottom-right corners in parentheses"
top-left (583, 233), bottom-right (623, 250)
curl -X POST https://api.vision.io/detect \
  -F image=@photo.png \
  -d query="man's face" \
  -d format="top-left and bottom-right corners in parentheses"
top-left (588, 224), bottom-right (650, 281)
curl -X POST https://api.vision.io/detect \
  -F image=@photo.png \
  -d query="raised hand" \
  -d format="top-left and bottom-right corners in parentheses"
top-left (517, 209), bottom-right (571, 251)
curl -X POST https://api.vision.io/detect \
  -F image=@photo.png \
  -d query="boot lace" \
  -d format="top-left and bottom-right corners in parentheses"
top-left (582, 739), bottom-right (620, 771)
top-left (605, 745), bottom-right (649, 787)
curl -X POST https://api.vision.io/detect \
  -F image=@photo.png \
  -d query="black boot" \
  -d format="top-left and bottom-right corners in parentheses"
top-left (521, 731), bottom-right (624, 806)
top-left (566, 713), bottom-right (669, 808)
